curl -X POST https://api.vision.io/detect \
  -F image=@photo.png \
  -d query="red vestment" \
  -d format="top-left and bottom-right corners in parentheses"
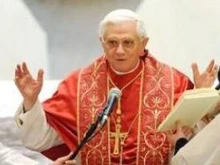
top-left (43, 52), bottom-right (193, 164)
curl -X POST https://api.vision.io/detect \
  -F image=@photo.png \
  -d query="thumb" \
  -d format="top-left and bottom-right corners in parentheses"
top-left (65, 160), bottom-right (77, 165)
top-left (37, 69), bottom-right (44, 84)
top-left (65, 152), bottom-right (77, 165)
top-left (59, 152), bottom-right (73, 161)
top-left (175, 120), bottom-right (182, 133)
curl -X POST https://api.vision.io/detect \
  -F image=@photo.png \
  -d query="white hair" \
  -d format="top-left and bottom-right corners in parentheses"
top-left (99, 9), bottom-right (148, 39)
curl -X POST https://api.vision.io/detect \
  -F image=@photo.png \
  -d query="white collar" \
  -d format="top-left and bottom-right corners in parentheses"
top-left (110, 59), bottom-right (140, 75)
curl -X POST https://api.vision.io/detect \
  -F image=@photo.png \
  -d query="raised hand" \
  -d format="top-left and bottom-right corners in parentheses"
top-left (192, 59), bottom-right (218, 88)
top-left (14, 62), bottom-right (44, 111)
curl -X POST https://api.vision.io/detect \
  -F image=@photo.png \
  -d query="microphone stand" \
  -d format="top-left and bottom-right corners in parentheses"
top-left (69, 87), bottom-right (121, 161)
top-left (70, 107), bottom-right (107, 160)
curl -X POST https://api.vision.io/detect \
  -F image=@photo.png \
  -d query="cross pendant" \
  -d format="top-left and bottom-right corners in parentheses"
top-left (110, 123), bottom-right (127, 155)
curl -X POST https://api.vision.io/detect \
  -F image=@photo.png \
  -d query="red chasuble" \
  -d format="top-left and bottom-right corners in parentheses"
top-left (43, 52), bottom-right (193, 164)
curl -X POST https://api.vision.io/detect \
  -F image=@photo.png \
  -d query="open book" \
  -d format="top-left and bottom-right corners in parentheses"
top-left (158, 88), bottom-right (220, 131)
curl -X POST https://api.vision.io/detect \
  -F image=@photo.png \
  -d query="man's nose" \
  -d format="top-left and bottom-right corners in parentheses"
top-left (116, 43), bottom-right (125, 54)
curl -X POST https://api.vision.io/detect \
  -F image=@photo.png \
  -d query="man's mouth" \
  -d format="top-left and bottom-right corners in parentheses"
top-left (116, 59), bottom-right (126, 61)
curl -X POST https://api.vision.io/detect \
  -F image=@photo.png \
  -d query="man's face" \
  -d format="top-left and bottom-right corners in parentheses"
top-left (101, 21), bottom-right (148, 73)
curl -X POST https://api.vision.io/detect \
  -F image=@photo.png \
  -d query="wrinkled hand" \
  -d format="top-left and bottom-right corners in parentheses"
top-left (192, 59), bottom-right (218, 88)
top-left (14, 62), bottom-right (44, 111)
top-left (52, 152), bottom-right (77, 165)
top-left (167, 121), bottom-right (193, 148)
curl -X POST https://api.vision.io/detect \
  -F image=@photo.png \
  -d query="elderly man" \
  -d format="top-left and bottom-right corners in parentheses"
top-left (14, 9), bottom-right (217, 165)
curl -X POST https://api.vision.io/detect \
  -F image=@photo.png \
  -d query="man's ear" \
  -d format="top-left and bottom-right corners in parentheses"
top-left (99, 37), bottom-right (105, 49)
top-left (139, 37), bottom-right (149, 56)
top-left (142, 37), bottom-right (149, 48)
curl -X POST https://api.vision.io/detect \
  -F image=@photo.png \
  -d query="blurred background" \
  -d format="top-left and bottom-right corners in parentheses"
top-left (1, 0), bottom-right (220, 80)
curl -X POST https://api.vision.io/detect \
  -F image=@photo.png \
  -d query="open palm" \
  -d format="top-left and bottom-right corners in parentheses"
top-left (14, 62), bottom-right (44, 110)
top-left (192, 60), bottom-right (218, 88)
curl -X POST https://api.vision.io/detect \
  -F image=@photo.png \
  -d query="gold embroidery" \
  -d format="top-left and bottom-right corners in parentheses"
top-left (108, 62), bottom-right (144, 156)
top-left (78, 57), bottom-right (173, 164)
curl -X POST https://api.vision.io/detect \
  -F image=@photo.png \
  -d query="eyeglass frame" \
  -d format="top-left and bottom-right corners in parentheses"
top-left (101, 37), bottom-right (144, 51)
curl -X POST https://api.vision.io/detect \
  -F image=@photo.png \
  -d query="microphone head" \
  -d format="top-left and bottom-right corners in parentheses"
top-left (109, 87), bottom-right (122, 98)
top-left (99, 88), bottom-right (122, 125)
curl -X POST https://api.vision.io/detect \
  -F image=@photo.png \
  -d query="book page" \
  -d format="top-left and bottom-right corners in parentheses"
top-left (158, 88), bottom-right (220, 131)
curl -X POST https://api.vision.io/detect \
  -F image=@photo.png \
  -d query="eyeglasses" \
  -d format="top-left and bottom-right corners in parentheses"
top-left (103, 38), bottom-right (139, 50)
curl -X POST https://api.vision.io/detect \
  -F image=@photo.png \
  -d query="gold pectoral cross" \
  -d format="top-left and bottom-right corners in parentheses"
top-left (110, 123), bottom-right (128, 155)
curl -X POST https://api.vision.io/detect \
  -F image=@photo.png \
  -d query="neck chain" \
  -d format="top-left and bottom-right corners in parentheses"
top-left (108, 63), bottom-right (143, 91)
top-left (107, 62), bottom-right (145, 158)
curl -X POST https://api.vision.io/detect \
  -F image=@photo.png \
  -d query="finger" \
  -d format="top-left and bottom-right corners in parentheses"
top-left (64, 160), bottom-right (77, 165)
top-left (16, 64), bottom-right (21, 72)
top-left (215, 101), bottom-right (220, 112)
top-left (61, 152), bottom-right (73, 160)
top-left (22, 62), bottom-right (31, 75)
top-left (15, 64), bottom-right (23, 78)
top-left (165, 130), bottom-right (173, 138)
top-left (205, 59), bottom-right (215, 73)
top-left (175, 120), bottom-right (182, 132)
top-left (66, 152), bottom-right (73, 157)
top-left (185, 130), bottom-right (193, 139)
top-left (212, 65), bottom-right (219, 79)
top-left (187, 127), bottom-right (193, 135)
top-left (182, 126), bottom-right (192, 133)
top-left (14, 68), bottom-right (23, 85)
top-left (14, 77), bottom-right (19, 87)
top-left (191, 63), bottom-right (200, 79)
top-left (14, 69), bottom-right (19, 81)
top-left (56, 153), bottom-right (72, 162)
top-left (37, 69), bottom-right (44, 84)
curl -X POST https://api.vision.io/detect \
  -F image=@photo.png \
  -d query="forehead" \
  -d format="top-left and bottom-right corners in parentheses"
top-left (103, 21), bottom-right (139, 40)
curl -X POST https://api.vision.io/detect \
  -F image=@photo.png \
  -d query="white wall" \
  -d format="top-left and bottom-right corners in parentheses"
top-left (0, 0), bottom-right (49, 80)
top-left (1, 0), bottom-right (219, 80)
top-left (21, 0), bottom-right (140, 79)
top-left (0, 0), bottom-right (140, 79)
top-left (137, 0), bottom-right (220, 79)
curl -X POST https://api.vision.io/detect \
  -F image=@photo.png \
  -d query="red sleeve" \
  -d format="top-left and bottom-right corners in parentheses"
top-left (42, 70), bottom-right (80, 159)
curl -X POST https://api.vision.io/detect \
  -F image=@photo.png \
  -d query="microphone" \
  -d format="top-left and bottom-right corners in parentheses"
top-left (99, 87), bottom-right (122, 126)
top-left (215, 67), bottom-right (220, 90)
top-left (70, 88), bottom-right (121, 160)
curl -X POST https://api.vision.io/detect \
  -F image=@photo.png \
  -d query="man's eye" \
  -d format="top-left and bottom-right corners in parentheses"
top-left (123, 40), bottom-right (134, 46)
top-left (108, 40), bottom-right (118, 46)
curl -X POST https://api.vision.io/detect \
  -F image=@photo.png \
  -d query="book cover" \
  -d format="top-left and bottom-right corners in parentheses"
top-left (158, 88), bottom-right (220, 131)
